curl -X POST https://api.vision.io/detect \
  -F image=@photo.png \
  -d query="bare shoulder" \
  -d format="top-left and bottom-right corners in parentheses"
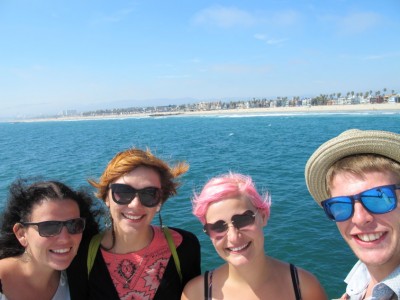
top-left (0, 258), bottom-right (15, 275)
top-left (181, 273), bottom-right (204, 300)
top-left (297, 267), bottom-right (328, 300)
top-left (0, 257), bottom-right (21, 284)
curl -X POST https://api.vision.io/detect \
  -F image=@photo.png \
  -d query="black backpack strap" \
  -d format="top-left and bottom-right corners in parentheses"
top-left (204, 271), bottom-right (209, 300)
top-left (290, 263), bottom-right (302, 300)
top-left (204, 270), bottom-right (214, 300)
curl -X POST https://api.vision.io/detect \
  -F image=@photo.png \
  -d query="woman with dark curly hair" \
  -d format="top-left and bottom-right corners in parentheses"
top-left (0, 179), bottom-right (99, 300)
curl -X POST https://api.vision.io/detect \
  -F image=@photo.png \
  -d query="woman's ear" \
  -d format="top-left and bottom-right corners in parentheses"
top-left (260, 211), bottom-right (268, 226)
top-left (156, 204), bottom-right (162, 212)
top-left (105, 195), bottom-right (111, 208)
top-left (13, 223), bottom-right (28, 247)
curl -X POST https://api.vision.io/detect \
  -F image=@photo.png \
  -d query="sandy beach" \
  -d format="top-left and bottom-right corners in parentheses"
top-left (184, 102), bottom-right (400, 115)
top-left (17, 102), bottom-right (400, 122)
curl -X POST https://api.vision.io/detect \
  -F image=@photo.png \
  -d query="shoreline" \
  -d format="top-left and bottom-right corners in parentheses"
top-left (12, 103), bottom-right (400, 122)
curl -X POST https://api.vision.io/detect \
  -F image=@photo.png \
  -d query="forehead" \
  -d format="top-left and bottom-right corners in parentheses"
top-left (205, 197), bottom-right (254, 222)
top-left (29, 199), bottom-right (80, 222)
top-left (119, 166), bottom-right (161, 186)
top-left (330, 170), bottom-right (399, 196)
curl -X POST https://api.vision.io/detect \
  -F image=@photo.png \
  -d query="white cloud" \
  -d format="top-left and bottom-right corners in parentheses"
top-left (254, 34), bottom-right (288, 46)
top-left (91, 7), bottom-right (136, 24)
top-left (254, 33), bottom-right (267, 40)
top-left (362, 52), bottom-right (400, 60)
top-left (211, 63), bottom-right (271, 74)
top-left (337, 12), bottom-right (381, 35)
top-left (188, 58), bottom-right (202, 64)
top-left (271, 10), bottom-right (300, 26)
top-left (10, 65), bottom-right (46, 80)
top-left (339, 51), bottom-right (400, 61)
top-left (266, 38), bottom-right (288, 45)
top-left (157, 74), bottom-right (191, 79)
top-left (192, 5), bottom-right (257, 28)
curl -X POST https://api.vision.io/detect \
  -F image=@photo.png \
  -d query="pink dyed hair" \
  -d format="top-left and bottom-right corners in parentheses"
top-left (192, 173), bottom-right (271, 224)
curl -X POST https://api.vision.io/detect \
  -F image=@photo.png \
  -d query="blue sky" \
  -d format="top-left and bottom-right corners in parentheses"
top-left (1, 0), bottom-right (399, 118)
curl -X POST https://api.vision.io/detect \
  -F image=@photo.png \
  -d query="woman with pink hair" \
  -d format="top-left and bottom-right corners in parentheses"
top-left (182, 173), bottom-right (327, 300)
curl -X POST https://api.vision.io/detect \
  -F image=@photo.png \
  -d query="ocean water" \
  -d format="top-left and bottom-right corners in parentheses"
top-left (1, 111), bottom-right (400, 298)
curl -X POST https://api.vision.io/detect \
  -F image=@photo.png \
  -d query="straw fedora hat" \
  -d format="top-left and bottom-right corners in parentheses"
top-left (305, 129), bottom-right (400, 206)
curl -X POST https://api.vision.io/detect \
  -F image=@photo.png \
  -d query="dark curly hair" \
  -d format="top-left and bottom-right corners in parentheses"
top-left (0, 179), bottom-right (100, 259)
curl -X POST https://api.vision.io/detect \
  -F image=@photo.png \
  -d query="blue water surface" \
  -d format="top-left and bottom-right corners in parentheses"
top-left (1, 111), bottom-right (399, 298)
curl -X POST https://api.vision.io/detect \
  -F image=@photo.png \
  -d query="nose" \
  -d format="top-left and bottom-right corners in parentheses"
top-left (127, 193), bottom-right (142, 208)
top-left (351, 201), bottom-right (374, 225)
top-left (57, 225), bottom-right (72, 240)
top-left (226, 224), bottom-right (241, 241)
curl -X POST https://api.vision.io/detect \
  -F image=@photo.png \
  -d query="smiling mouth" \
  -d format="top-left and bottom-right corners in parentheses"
top-left (227, 242), bottom-right (251, 252)
top-left (356, 232), bottom-right (384, 242)
top-left (50, 248), bottom-right (71, 254)
top-left (123, 213), bottom-right (143, 221)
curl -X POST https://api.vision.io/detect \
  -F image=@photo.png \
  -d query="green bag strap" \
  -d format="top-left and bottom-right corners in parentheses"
top-left (162, 226), bottom-right (182, 283)
top-left (87, 232), bottom-right (104, 277)
top-left (87, 228), bottom-right (182, 282)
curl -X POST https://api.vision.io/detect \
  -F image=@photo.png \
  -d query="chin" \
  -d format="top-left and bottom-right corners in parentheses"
top-left (356, 250), bottom-right (392, 267)
top-left (50, 262), bottom-right (72, 271)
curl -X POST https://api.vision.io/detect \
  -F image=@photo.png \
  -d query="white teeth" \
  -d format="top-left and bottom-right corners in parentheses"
top-left (357, 233), bottom-right (383, 242)
top-left (124, 214), bottom-right (142, 220)
top-left (52, 248), bottom-right (70, 254)
top-left (229, 243), bottom-right (249, 252)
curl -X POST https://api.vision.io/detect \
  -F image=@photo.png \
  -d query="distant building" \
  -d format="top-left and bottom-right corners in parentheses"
top-left (62, 110), bottom-right (78, 116)
top-left (388, 95), bottom-right (400, 103)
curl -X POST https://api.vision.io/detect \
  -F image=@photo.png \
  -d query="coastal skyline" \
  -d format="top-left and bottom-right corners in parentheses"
top-left (1, 0), bottom-right (400, 119)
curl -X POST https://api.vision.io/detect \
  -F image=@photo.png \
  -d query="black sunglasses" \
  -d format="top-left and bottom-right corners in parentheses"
top-left (20, 217), bottom-right (86, 237)
top-left (203, 210), bottom-right (258, 239)
top-left (109, 183), bottom-right (162, 207)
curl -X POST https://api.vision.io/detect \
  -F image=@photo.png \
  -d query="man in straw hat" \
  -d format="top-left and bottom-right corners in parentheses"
top-left (305, 129), bottom-right (400, 300)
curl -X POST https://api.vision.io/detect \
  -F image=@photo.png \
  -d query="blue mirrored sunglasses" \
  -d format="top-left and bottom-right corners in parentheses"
top-left (321, 184), bottom-right (400, 222)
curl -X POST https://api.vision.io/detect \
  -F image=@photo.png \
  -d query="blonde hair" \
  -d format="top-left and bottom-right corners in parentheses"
top-left (326, 154), bottom-right (400, 195)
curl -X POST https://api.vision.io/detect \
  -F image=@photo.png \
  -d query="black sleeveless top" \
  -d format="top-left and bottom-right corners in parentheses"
top-left (204, 263), bottom-right (302, 300)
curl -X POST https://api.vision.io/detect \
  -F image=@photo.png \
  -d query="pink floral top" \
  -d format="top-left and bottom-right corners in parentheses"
top-left (101, 226), bottom-right (182, 300)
